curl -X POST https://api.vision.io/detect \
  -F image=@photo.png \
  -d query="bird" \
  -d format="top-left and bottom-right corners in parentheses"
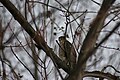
top-left (59, 36), bottom-right (76, 69)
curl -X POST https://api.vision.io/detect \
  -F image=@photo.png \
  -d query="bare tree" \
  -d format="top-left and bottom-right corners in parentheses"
top-left (0, 0), bottom-right (120, 80)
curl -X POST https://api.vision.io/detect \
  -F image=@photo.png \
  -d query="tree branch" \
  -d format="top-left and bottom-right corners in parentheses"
top-left (77, 0), bottom-right (116, 70)
top-left (0, 0), bottom-right (70, 73)
top-left (83, 71), bottom-right (119, 80)
top-left (66, 0), bottom-right (116, 80)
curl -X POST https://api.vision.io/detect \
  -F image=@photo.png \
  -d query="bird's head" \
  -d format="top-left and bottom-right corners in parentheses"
top-left (59, 36), bottom-right (66, 43)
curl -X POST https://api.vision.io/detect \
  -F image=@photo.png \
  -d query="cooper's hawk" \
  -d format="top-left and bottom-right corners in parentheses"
top-left (59, 36), bottom-right (76, 69)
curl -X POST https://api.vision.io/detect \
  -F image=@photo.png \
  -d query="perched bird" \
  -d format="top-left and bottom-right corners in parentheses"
top-left (59, 36), bottom-right (76, 69)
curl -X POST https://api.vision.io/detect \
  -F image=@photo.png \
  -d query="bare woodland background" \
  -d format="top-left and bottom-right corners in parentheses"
top-left (0, 0), bottom-right (120, 80)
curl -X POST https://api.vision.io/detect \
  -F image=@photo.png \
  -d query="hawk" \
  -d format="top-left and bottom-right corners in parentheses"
top-left (59, 36), bottom-right (76, 69)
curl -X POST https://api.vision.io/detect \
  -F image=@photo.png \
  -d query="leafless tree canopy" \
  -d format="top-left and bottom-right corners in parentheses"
top-left (0, 0), bottom-right (120, 80)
